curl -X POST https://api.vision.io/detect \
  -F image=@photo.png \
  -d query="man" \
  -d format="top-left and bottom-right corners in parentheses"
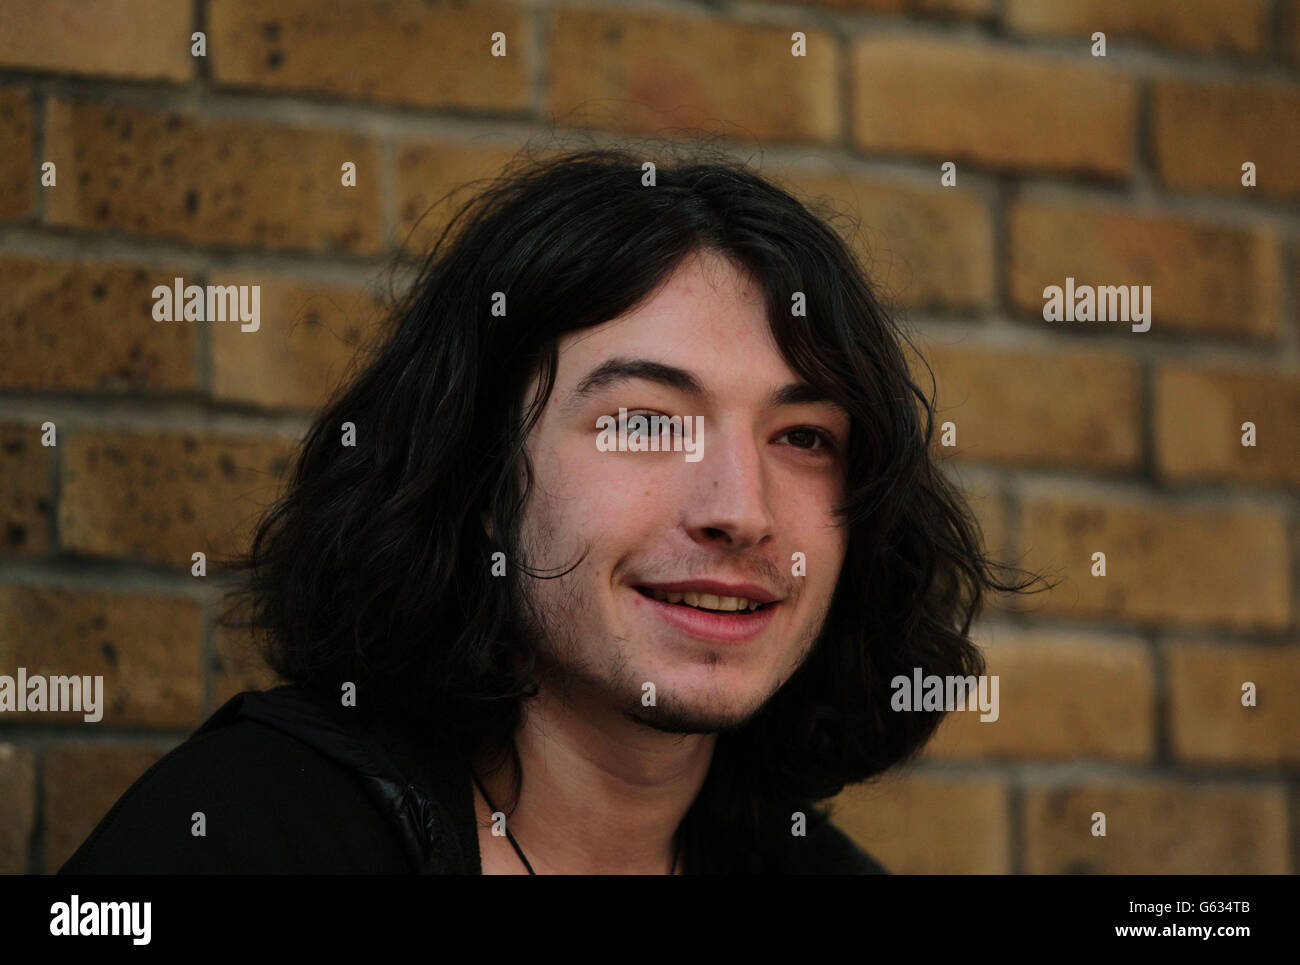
top-left (61, 145), bottom-right (1035, 875)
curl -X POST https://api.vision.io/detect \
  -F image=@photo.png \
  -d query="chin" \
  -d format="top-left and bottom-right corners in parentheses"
top-left (627, 705), bottom-right (755, 735)
top-left (624, 677), bottom-right (771, 735)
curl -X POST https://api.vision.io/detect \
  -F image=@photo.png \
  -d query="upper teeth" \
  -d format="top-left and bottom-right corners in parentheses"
top-left (644, 588), bottom-right (762, 612)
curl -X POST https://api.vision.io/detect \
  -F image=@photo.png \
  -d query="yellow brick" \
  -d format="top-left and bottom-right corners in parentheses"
top-left (1022, 780), bottom-right (1289, 873)
top-left (1008, 199), bottom-right (1281, 338)
top-left (0, 422), bottom-right (54, 557)
top-left (1165, 640), bottom-right (1300, 767)
top-left (1015, 491), bottom-right (1290, 630)
top-left (210, 274), bottom-right (384, 411)
top-left (1005, 0), bottom-right (1269, 55)
top-left (58, 428), bottom-right (296, 568)
top-left (831, 774), bottom-right (1009, 873)
top-left (209, 0), bottom-right (529, 112)
top-left (0, 255), bottom-right (197, 393)
top-left (1154, 364), bottom-right (1300, 486)
top-left (0, 87), bottom-right (33, 219)
top-left (0, 585), bottom-right (202, 728)
top-left (786, 170), bottom-right (994, 310)
top-left (927, 628), bottom-right (1155, 761)
top-left (548, 8), bottom-right (839, 143)
top-left (0, 0), bottom-right (192, 82)
top-left (914, 340), bottom-right (1141, 470)
top-left (851, 36), bottom-right (1135, 177)
top-left (44, 98), bottom-right (382, 253)
top-left (1152, 78), bottom-right (1300, 201)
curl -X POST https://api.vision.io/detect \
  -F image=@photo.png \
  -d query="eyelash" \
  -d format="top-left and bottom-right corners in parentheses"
top-left (615, 410), bottom-right (839, 454)
top-left (783, 426), bottom-right (838, 453)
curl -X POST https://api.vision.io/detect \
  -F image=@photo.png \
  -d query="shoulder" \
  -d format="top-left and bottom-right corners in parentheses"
top-left (780, 813), bottom-right (890, 875)
top-left (59, 713), bottom-right (410, 874)
top-left (809, 819), bottom-right (890, 874)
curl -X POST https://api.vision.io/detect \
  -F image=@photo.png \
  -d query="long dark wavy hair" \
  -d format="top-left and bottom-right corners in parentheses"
top-left (220, 138), bottom-right (1050, 871)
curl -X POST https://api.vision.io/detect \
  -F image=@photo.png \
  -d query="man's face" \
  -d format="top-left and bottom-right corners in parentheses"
top-left (513, 249), bottom-right (850, 734)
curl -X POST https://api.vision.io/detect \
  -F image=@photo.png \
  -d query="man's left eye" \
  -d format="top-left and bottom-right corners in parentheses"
top-left (783, 428), bottom-right (835, 452)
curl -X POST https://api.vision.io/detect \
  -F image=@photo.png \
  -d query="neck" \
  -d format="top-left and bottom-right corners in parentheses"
top-left (473, 680), bottom-right (715, 874)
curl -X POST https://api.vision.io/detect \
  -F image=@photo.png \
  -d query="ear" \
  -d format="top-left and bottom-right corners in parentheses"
top-left (480, 510), bottom-right (495, 542)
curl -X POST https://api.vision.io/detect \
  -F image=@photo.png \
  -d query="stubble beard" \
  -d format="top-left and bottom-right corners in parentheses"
top-left (509, 481), bottom-right (833, 736)
top-left (513, 547), bottom-right (831, 737)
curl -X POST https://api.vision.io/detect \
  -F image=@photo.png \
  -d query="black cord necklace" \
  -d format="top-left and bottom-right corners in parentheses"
top-left (472, 770), bottom-right (683, 874)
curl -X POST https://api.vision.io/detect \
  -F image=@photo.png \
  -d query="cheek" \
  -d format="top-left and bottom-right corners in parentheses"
top-left (579, 479), bottom-right (677, 543)
top-left (783, 489), bottom-right (848, 586)
top-left (537, 445), bottom-right (676, 548)
top-left (570, 432), bottom-right (683, 511)
top-left (818, 512), bottom-right (849, 576)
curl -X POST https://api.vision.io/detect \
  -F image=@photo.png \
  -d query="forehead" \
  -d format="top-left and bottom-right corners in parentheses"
top-left (554, 251), bottom-right (791, 384)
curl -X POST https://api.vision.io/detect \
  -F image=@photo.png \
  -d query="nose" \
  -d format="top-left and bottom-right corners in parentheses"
top-left (683, 419), bottom-right (775, 550)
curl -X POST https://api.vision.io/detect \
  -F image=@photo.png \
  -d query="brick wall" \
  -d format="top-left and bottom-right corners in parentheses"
top-left (0, 0), bottom-right (1295, 874)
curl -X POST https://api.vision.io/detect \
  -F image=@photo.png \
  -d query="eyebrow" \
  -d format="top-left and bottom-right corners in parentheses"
top-left (564, 356), bottom-right (850, 419)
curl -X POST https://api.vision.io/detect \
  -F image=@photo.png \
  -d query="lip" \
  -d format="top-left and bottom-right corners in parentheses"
top-left (634, 579), bottom-right (781, 606)
top-left (630, 585), bottom-right (779, 643)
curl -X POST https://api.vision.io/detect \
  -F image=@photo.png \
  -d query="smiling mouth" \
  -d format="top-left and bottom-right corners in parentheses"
top-left (634, 586), bottom-right (776, 615)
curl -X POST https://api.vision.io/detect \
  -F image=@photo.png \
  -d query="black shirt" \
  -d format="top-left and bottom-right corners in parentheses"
top-left (59, 685), bottom-right (887, 875)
